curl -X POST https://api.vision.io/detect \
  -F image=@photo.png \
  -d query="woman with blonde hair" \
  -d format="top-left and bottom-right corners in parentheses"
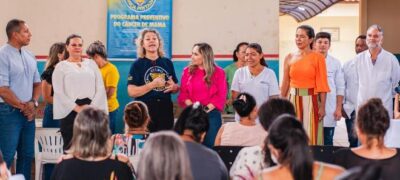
top-left (178, 43), bottom-right (227, 148)
top-left (127, 29), bottom-right (179, 132)
top-left (137, 131), bottom-right (193, 180)
top-left (41, 42), bottom-right (66, 127)
top-left (51, 107), bottom-right (134, 180)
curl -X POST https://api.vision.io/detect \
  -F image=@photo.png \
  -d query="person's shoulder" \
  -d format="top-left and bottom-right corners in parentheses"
top-left (224, 63), bottom-right (234, 71)
top-left (54, 60), bottom-right (68, 70)
top-left (314, 162), bottom-right (344, 179)
top-left (214, 65), bottom-right (225, 73)
top-left (159, 56), bottom-right (172, 62)
top-left (261, 165), bottom-right (281, 179)
top-left (312, 51), bottom-right (325, 60)
top-left (316, 161), bottom-right (345, 175)
top-left (328, 55), bottom-right (341, 64)
top-left (107, 62), bottom-right (118, 69)
top-left (110, 153), bottom-right (131, 164)
top-left (263, 67), bottom-right (276, 75)
top-left (343, 58), bottom-right (356, 68)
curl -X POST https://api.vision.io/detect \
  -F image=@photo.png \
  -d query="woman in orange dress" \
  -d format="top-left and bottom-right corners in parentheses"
top-left (281, 25), bottom-right (330, 145)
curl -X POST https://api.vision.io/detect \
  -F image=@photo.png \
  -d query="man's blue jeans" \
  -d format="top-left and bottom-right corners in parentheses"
top-left (0, 103), bottom-right (35, 180)
top-left (324, 127), bottom-right (335, 146)
top-left (109, 109), bottom-right (118, 134)
top-left (345, 111), bottom-right (358, 147)
top-left (203, 109), bottom-right (222, 148)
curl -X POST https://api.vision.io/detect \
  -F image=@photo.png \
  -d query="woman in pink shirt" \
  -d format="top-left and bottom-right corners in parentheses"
top-left (178, 43), bottom-right (227, 148)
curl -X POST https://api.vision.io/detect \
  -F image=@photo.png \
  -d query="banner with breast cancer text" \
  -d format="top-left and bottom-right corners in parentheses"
top-left (107, 0), bottom-right (172, 59)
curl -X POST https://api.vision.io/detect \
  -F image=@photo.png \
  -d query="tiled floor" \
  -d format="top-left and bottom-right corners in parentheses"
top-left (333, 118), bottom-right (350, 147)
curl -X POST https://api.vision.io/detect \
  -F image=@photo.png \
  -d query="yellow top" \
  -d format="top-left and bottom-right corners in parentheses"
top-left (100, 62), bottom-right (120, 112)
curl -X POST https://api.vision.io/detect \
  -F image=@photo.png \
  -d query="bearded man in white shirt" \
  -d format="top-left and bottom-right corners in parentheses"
top-left (355, 24), bottom-right (400, 119)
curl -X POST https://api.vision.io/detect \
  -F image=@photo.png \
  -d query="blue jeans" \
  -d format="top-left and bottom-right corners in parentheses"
top-left (0, 103), bottom-right (35, 180)
top-left (345, 111), bottom-right (358, 147)
top-left (203, 110), bottom-right (222, 148)
top-left (109, 109), bottom-right (118, 134)
top-left (42, 104), bottom-right (59, 128)
top-left (323, 127), bottom-right (335, 146)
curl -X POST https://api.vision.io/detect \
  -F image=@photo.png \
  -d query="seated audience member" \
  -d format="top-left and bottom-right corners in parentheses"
top-left (260, 115), bottom-right (344, 180)
top-left (334, 98), bottom-right (400, 180)
top-left (174, 102), bottom-right (228, 180)
top-left (0, 150), bottom-right (24, 180)
top-left (215, 93), bottom-right (266, 146)
top-left (51, 107), bottom-right (134, 180)
top-left (112, 101), bottom-right (150, 168)
top-left (336, 163), bottom-right (382, 180)
top-left (137, 131), bottom-right (193, 180)
top-left (229, 98), bottom-right (295, 179)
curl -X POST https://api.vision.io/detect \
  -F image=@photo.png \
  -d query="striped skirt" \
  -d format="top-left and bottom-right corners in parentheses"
top-left (289, 88), bottom-right (323, 145)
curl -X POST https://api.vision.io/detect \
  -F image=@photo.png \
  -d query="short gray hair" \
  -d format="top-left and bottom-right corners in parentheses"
top-left (368, 24), bottom-right (384, 36)
top-left (69, 107), bottom-right (111, 158)
top-left (137, 131), bottom-right (193, 180)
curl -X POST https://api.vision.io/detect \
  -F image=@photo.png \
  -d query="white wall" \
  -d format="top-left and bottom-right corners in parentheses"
top-left (279, 2), bottom-right (359, 80)
top-left (0, 0), bottom-right (279, 56)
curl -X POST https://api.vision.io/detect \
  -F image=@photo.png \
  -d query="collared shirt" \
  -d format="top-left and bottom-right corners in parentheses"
top-left (324, 55), bottom-right (345, 127)
top-left (178, 66), bottom-right (227, 111)
top-left (355, 49), bottom-right (400, 118)
top-left (0, 43), bottom-right (40, 103)
top-left (343, 58), bottom-right (358, 117)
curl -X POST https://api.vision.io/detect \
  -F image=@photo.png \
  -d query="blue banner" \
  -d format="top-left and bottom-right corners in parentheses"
top-left (107, 0), bottom-right (172, 59)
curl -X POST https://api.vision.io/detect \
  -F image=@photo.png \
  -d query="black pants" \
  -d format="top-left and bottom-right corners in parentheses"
top-left (144, 99), bottom-right (174, 132)
top-left (60, 111), bottom-right (77, 151)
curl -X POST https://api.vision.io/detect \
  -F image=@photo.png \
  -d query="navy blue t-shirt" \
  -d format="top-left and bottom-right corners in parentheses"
top-left (127, 57), bottom-right (178, 101)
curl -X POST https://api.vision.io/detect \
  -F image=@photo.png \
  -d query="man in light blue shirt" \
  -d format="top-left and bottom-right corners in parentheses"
top-left (0, 19), bottom-right (41, 180)
top-left (342, 35), bottom-right (368, 147)
top-left (314, 32), bottom-right (345, 146)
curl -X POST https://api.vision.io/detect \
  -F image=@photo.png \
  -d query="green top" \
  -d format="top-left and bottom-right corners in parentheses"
top-left (223, 63), bottom-right (238, 113)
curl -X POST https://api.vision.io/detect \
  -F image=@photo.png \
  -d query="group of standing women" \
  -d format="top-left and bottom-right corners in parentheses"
top-left (44, 24), bottom-right (330, 151)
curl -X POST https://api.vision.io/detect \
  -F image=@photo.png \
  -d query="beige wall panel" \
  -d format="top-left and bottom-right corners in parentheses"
top-left (364, 0), bottom-right (400, 54)
top-left (1, 0), bottom-right (278, 56)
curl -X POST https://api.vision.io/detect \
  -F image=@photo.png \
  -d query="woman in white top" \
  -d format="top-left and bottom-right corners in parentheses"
top-left (231, 43), bottom-right (280, 110)
top-left (53, 34), bottom-right (107, 150)
top-left (215, 93), bottom-right (266, 146)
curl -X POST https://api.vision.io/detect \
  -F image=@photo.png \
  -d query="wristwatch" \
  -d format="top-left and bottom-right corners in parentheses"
top-left (30, 99), bottom-right (39, 108)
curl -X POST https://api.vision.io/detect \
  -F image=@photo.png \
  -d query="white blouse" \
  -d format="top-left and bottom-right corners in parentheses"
top-left (52, 59), bottom-right (108, 119)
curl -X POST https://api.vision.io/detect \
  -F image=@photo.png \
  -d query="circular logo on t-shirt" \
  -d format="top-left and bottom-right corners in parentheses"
top-left (144, 66), bottom-right (169, 91)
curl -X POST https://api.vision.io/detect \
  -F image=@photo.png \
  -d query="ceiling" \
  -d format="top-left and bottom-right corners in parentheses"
top-left (280, 0), bottom-right (359, 22)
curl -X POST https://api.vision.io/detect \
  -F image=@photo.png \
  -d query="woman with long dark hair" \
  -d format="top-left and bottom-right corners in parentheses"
top-left (41, 42), bottom-right (66, 127)
top-left (334, 98), bottom-right (400, 179)
top-left (280, 25), bottom-right (330, 145)
top-left (231, 43), bottom-right (279, 121)
top-left (260, 115), bottom-right (343, 180)
top-left (224, 42), bottom-right (248, 114)
top-left (53, 34), bottom-right (108, 150)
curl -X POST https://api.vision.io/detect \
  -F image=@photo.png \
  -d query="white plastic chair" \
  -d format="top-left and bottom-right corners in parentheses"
top-left (34, 128), bottom-right (63, 180)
